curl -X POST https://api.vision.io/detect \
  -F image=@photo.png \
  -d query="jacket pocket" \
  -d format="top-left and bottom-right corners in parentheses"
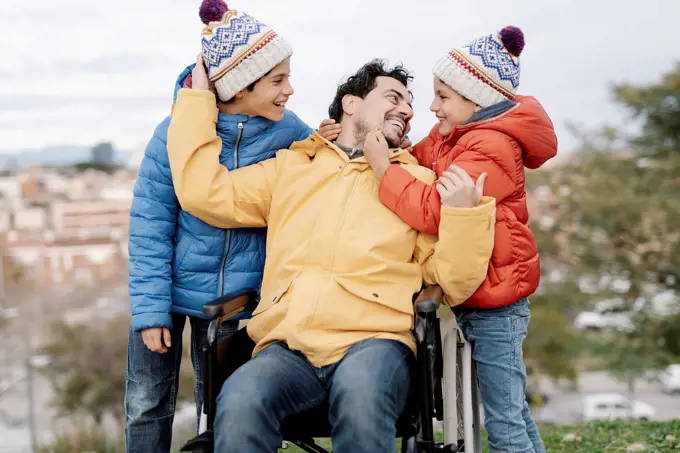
top-left (252, 274), bottom-right (298, 317)
top-left (333, 275), bottom-right (420, 316)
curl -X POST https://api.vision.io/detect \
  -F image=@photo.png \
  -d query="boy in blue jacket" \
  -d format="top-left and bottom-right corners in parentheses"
top-left (124, 2), bottom-right (312, 452)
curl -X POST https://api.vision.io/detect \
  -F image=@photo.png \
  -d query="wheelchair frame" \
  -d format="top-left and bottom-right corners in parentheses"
top-left (181, 287), bottom-right (482, 453)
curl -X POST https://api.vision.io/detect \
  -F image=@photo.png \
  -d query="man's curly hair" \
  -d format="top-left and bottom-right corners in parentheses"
top-left (328, 59), bottom-right (414, 123)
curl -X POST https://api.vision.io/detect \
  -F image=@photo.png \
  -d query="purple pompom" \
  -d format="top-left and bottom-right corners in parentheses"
top-left (499, 26), bottom-right (525, 57)
top-left (199, 0), bottom-right (229, 25)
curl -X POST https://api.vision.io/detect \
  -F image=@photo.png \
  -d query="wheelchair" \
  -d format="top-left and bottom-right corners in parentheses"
top-left (181, 286), bottom-right (483, 453)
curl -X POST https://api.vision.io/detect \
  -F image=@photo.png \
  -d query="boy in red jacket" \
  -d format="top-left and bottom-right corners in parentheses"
top-left (320, 26), bottom-right (558, 453)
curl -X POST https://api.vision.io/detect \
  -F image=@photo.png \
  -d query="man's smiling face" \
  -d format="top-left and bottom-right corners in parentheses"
top-left (352, 76), bottom-right (414, 148)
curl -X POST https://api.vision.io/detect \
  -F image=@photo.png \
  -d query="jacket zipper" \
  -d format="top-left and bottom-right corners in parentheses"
top-left (305, 164), bottom-right (359, 330)
top-left (217, 122), bottom-right (244, 297)
top-left (327, 164), bottom-right (360, 273)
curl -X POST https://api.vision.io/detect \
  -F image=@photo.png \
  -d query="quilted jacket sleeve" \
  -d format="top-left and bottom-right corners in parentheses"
top-left (128, 117), bottom-right (178, 331)
top-left (376, 135), bottom-right (442, 236)
top-left (378, 164), bottom-right (442, 236)
top-left (379, 131), bottom-right (518, 236)
top-left (448, 131), bottom-right (518, 203)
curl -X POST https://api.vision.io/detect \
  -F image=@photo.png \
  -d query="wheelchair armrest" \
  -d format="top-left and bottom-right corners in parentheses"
top-left (204, 290), bottom-right (258, 347)
top-left (414, 285), bottom-right (443, 314)
top-left (202, 289), bottom-right (258, 318)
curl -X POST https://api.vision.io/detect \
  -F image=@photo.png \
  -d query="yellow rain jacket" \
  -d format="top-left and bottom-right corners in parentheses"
top-left (167, 89), bottom-right (496, 367)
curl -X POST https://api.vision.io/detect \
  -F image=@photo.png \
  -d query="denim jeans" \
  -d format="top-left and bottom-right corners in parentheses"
top-left (455, 298), bottom-right (545, 453)
top-left (214, 338), bottom-right (413, 453)
top-left (124, 313), bottom-right (237, 453)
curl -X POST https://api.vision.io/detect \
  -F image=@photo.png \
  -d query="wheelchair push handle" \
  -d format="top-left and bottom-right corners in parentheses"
top-left (414, 285), bottom-right (443, 314)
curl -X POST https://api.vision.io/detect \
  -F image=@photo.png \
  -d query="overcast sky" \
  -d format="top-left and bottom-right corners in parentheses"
top-left (0, 0), bottom-right (677, 157)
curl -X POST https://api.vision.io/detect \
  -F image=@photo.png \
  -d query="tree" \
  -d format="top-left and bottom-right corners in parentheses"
top-left (523, 281), bottom-right (586, 384)
top-left (518, 169), bottom-right (589, 385)
top-left (535, 63), bottom-right (680, 398)
top-left (40, 313), bottom-right (199, 432)
top-left (40, 314), bottom-right (130, 427)
top-left (613, 62), bottom-right (680, 158)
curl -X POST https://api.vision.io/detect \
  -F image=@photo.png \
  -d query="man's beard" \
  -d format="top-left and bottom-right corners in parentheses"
top-left (353, 116), bottom-right (403, 148)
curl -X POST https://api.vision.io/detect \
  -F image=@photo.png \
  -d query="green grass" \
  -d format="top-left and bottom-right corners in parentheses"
top-left (278, 420), bottom-right (680, 452)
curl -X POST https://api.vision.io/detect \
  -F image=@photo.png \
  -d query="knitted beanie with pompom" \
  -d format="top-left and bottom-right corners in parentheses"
top-left (198, 0), bottom-right (293, 101)
top-left (433, 26), bottom-right (525, 107)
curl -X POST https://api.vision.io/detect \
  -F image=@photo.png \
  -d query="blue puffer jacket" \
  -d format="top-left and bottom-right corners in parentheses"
top-left (128, 65), bottom-right (313, 331)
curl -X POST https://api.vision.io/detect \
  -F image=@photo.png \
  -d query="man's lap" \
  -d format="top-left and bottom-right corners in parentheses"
top-left (327, 338), bottom-right (413, 441)
top-left (215, 338), bottom-right (413, 431)
top-left (216, 342), bottom-right (327, 421)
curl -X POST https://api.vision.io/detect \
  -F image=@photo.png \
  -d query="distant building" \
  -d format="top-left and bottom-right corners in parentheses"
top-left (91, 142), bottom-right (115, 165)
top-left (1, 232), bottom-right (127, 289)
top-left (0, 176), bottom-right (21, 209)
top-left (51, 199), bottom-right (131, 238)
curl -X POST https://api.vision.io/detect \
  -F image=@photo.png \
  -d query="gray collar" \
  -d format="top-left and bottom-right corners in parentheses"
top-left (465, 99), bottom-right (516, 124)
top-left (334, 141), bottom-right (364, 159)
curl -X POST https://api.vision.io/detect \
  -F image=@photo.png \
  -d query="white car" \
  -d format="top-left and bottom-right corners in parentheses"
top-left (573, 299), bottom-right (633, 331)
top-left (0, 307), bottom-right (18, 319)
top-left (580, 393), bottom-right (656, 421)
top-left (573, 291), bottom-right (678, 331)
top-left (660, 364), bottom-right (680, 394)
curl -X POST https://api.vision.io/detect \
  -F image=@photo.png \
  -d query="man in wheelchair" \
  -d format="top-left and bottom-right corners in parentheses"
top-left (166, 59), bottom-right (496, 452)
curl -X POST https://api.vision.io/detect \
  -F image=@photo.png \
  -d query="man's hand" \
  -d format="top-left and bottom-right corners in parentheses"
top-left (437, 165), bottom-right (487, 208)
top-left (141, 327), bottom-right (172, 353)
top-left (318, 119), bottom-right (342, 142)
top-left (364, 130), bottom-right (391, 179)
top-left (191, 54), bottom-right (211, 91)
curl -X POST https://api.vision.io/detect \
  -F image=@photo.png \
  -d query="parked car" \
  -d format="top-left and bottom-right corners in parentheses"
top-left (660, 364), bottom-right (680, 394)
top-left (0, 307), bottom-right (18, 319)
top-left (574, 290), bottom-right (678, 332)
top-left (573, 299), bottom-right (633, 331)
top-left (579, 393), bottom-right (656, 421)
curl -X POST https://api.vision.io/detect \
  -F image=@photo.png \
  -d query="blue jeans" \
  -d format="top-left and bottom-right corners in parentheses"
top-left (124, 313), bottom-right (237, 453)
top-left (455, 298), bottom-right (545, 453)
top-left (215, 339), bottom-right (413, 453)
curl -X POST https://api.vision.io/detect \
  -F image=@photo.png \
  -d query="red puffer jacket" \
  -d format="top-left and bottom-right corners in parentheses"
top-left (379, 95), bottom-right (558, 309)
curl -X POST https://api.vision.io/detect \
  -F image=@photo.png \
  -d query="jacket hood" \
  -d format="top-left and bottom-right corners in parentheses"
top-left (448, 95), bottom-right (558, 169)
top-left (173, 64), bottom-right (194, 104)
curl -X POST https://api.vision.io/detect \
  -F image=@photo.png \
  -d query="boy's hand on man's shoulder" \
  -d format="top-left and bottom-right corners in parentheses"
top-left (318, 119), bottom-right (342, 142)
top-left (437, 165), bottom-right (487, 209)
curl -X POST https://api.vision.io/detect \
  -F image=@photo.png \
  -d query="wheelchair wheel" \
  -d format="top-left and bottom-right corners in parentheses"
top-left (455, 339), bottom-right (483, 452)
top-left (401, 435), bottom-right (418, 453)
